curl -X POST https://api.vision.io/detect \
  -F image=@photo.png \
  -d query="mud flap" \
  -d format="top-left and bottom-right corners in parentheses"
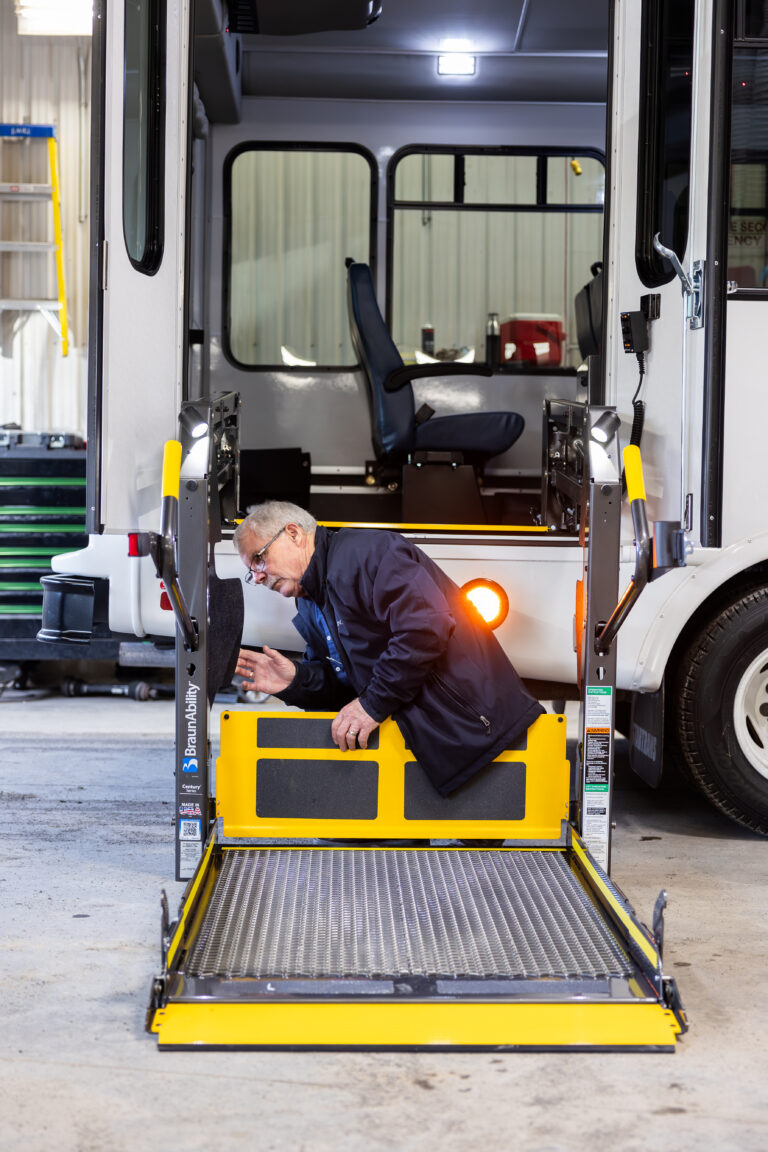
top-left (630, 684), bottom-right (665, 788)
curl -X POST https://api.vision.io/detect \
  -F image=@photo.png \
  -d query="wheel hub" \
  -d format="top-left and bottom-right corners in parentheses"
top-left (733, 649), bottom-right (768, 781)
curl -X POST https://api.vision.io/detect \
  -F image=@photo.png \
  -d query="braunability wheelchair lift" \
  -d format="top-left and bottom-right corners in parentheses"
top-left (146, 396), bottom-right (687, 1050)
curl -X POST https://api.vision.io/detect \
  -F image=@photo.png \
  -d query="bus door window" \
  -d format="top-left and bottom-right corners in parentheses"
top-left (635, 0), bottom-right (695, 288)
top-left (123, 0), bottom-right (165, 273)
top-left (728, 5), bottom-right (768, 291)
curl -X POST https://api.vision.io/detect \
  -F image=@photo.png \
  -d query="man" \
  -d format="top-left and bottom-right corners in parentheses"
top-left (235, 501), bottom-right (543, 797)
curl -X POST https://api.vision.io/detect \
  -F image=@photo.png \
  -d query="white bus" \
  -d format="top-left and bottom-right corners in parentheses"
top-left (53, 0), bottom-right (768, 836)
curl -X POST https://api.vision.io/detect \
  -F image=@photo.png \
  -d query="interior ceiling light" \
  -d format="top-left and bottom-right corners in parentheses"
top-left (462, 579), bottom-right (509, 629)
top-left (438, 38), bottom-right (476, 77)
top-left (15, 0), bottom-right (92, 36)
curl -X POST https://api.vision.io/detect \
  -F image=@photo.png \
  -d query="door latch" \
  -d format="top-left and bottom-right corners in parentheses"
top-left (653, 233), bottom-right (704, 330)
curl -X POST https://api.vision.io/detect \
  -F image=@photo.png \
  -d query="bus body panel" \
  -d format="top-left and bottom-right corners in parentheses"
top-left (721, 300), bottom-right (768, 548)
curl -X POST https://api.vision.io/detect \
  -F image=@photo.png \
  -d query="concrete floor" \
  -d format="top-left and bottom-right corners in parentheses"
top-left (1, 692), bottom-right (767, 1152)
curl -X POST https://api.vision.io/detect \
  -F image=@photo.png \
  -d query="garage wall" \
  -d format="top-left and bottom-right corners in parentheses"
top-left (0, 2), bottom-right (90, 436)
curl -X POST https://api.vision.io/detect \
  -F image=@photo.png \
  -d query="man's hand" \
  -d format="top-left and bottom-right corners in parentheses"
top-left (332, 698), bottom-right (380, 751)
top-left (235, 646), bottom-right (296, 695)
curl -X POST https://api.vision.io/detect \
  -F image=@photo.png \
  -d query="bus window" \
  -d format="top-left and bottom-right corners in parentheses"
top-left (388, 149), bottom-right (604, 370)
top-left (743, 0), bottom-right (768, 37)
top-left (635, 0), bottom-right (695, 287)
top-left (728, 36), bottom-right (768, 289)
top-left (123, 0), bottom-right (165, 273)
top-left (223, 146), bottom-right (376, 369)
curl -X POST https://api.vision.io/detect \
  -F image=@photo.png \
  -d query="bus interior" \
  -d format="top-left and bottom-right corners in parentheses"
top-left (172, 0), bottom-right (610, 530)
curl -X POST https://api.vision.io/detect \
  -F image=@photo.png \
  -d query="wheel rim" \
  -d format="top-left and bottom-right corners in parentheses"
top-left (733, 649), bottom-right (768, 781)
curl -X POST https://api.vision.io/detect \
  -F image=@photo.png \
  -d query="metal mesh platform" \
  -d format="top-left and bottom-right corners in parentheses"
top-left (184, 849), bottom-right (632, 981)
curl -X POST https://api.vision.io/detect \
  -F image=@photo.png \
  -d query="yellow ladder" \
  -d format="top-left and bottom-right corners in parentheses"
top-left (0, 123), bottom-right (69, 356)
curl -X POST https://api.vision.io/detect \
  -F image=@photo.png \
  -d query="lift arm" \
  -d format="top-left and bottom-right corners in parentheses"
top-left (595, 445), bottom-right (652, 655)
top-left (150, 439), bottom-right (198, 652)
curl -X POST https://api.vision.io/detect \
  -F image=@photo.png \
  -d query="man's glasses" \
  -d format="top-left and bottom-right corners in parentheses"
top-left (244, 526), bottom-right (286, 584)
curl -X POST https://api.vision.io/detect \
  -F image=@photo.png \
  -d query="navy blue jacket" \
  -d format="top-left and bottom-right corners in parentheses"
top-left (277, 526), bottom-right (544, 795)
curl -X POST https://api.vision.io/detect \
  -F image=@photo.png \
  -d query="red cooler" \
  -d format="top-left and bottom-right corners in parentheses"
top-left (501, 313), bottom-right (565, 366)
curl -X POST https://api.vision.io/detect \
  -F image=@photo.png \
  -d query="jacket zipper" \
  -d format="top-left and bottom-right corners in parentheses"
top-left (434, 673), bottom-right (491, 733)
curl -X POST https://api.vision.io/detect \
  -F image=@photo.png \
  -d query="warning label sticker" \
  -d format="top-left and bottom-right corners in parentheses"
top-left (585, 685), bottom-right (612, 726)
top-left (584, 730), bottom-right (611, 791)
top-left (582, 685), bottom-right (613, 871)
top-left (178, 839), bottom-right (201, 880)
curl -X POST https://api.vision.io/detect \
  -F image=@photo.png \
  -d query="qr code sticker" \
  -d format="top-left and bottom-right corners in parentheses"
top-left (179, 819), bottom-right (201, 841)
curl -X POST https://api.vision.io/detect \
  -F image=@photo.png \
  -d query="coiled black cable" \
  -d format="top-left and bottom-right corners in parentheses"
top-left (630, 352), bottom-right (646, 448)
top-left (621, 352), bottom-right (646, 494)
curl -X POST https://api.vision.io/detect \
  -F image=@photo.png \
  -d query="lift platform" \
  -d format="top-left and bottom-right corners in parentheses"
top-left (145, 396), bottom-right (687, 1050)
top-left (149, 710), bottom-right (684, 1049)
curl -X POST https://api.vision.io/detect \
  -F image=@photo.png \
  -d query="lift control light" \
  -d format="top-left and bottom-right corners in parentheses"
top-left (462, 579), bottom-right (509, 629)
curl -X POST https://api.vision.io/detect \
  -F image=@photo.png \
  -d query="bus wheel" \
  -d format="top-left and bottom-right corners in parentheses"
top-left (676, 586), bottom-right (768, 835)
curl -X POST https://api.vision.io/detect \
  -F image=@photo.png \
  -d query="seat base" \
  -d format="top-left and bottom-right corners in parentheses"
top-left (402, 463), bottom-right (485, 523)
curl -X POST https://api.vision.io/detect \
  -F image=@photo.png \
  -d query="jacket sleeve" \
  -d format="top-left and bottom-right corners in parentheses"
top-left (275, 657), bottom-right (356, 711)
top-left (355, 537), bottom-right (455, 722)
top-left (274, 605), bottom-right (355, 711)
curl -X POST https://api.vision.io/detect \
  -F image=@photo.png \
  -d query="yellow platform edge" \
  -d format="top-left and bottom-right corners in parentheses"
top-left (151, 1000), bottom-right (682, 1050)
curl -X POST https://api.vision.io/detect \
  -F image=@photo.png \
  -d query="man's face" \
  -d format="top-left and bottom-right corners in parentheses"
top-left (239, 523), bottom-right (309, 598)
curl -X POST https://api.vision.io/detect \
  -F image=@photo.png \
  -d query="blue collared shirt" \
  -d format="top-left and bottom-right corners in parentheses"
top-left (308, 599), bottom-right (351, 686)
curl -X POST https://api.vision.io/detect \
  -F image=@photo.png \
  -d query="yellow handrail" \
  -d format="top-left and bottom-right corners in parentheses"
top-left (162, 440), bottom-right (183, 500)
top-left (47, 133), bottom-right (69, 357)
top-left (623, 444), bottom-right (646, 504)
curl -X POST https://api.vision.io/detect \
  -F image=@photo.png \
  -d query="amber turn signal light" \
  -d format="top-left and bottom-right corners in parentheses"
top-left (462, 579), bottom-right (509, 629)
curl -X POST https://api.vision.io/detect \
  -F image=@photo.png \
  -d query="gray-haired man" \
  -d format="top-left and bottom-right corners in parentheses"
top-left (235, 501), bottom-right (543, 796)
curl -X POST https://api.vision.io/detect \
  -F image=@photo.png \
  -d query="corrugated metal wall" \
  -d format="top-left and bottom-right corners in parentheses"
top-left (0, 1), bottom-right (90, 435)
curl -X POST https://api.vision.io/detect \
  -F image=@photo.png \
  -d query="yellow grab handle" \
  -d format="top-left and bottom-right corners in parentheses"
top-left (623, 444), bottom-right (646, 503)
top-left (162, 439), bottom-right (182, 500)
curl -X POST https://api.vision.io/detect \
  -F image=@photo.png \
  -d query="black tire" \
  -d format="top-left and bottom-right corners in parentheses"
top-left (674, 586), bottom-right (768, 835)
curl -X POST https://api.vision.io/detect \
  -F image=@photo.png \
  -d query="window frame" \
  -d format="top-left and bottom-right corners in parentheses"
top-left (122, 0), bottom-right (165, 275)
top-left (386, 143), bottom-right (606, 373)
top-left (221, 141), bottom-right (378, 372)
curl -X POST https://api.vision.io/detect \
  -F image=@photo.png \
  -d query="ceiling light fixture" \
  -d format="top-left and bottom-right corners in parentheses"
top-left (15, 0), bottom-right (92, 37)
top-left (438, 38), bottom-right (476, 77)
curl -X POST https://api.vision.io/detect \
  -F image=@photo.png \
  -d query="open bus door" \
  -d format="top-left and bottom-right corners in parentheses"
top-left (87, 0), bottom-right (191, 537)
